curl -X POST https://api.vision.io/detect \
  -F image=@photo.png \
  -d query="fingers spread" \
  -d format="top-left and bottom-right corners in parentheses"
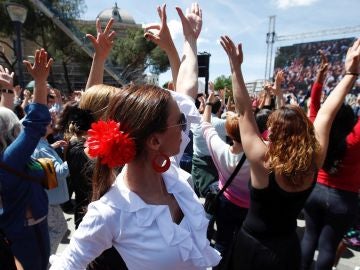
top-left (86, 34), bottom-right (97, 45)
top-left (46, 58), bottom-right (54, 69)
top-left (96, 18), bottom-right (102, 34)
top-left (143, 24), bottom-right (161, 31)
top-left (23, 60), bottom-right (32, 72)
top-left (103, 18), bottom-right (114, 34)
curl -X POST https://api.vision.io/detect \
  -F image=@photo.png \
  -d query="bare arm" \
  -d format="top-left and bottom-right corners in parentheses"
top-left (272, 70), bottom-right (285, 109)
top-left (175, 3), bottom-right (202, 100)
top-left (85, 18), bottom-right (116, 89)
top-left (144, 4), bottom-right (180, 87)
top-left (309, 50), bottom-right (328, 122)
top-left (21, 89), bottom-right (32, 109)
top-left (220, 36), bottom-right (267, 163)
top-left (313, 38), bottom-right (360, 168)
top-left (23, 49), bottom-right (53, 105)
top-left (202, 92), bottom-right (217, 123)
top-left (0, 65), bottom-right (15, 109)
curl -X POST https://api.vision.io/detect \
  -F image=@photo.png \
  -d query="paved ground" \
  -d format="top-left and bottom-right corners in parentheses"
top-left (56, 205), bottom-right (359, 269)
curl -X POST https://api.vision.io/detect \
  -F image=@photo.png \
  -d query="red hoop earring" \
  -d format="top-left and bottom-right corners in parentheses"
top-left (152, 152), bottom-right (171, 173)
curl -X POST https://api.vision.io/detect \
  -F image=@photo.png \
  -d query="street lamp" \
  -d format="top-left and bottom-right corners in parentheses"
top-left (6, 2), bottom-right (28, 89)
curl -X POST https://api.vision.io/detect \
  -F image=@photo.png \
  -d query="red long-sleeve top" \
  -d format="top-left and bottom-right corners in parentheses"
top-left (309, 82), bottom-right (360, 193)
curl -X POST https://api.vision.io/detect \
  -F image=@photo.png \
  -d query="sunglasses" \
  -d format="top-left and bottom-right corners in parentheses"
top-left (166, 113), bottom-right (187, 132)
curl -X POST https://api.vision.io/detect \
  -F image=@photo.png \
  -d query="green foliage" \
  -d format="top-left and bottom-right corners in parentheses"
top-left (149, 46), bottom-right (170, 74)
top-left (213, 75), bottom-right (233, 100)
top-left (214, 75), bottom-right (232, 90)
top-left (111, 28), bottom-right (169, 82)
top-left (0, 0), bottom-right (168, 86)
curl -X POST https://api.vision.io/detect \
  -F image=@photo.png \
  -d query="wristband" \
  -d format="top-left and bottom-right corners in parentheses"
top-left (345, 72), bottom-right (359, 76)
top-left (1, 89), bottom-right (14, 94)
top-left (205, 102), bottom-right (214, 106)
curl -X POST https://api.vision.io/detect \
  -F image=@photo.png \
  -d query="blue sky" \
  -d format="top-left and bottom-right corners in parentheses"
top-left (82, 0), bottom-right (360, 86)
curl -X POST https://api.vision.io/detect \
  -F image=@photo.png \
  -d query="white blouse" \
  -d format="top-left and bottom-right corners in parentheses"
top-left (50, 164), bottom-right (221, 270)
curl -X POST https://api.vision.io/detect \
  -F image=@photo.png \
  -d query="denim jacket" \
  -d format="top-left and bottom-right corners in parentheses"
top-left (32, 138), bottom-right (69, 205)
top-left (0, 103), bottom-right (50, 235)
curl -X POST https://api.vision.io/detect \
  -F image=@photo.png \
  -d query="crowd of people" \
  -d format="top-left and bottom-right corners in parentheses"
top-left (0, 2), bottom-right (359, 270)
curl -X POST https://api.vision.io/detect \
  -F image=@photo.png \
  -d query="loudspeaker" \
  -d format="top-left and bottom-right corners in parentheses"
top-left (198, 52), bottom-right (211, 95)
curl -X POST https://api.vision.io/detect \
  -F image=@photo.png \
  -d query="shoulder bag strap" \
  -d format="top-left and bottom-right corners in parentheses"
top-left (216, 153), bottom-right (246, 199)
top-left (0, 161), bottom-right (43, 185)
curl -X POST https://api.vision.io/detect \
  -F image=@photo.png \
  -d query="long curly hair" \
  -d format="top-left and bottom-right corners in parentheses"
top-left (323, 104), bottom-right (357, 174)
top-left (266, 105), bottom-right (320, 185)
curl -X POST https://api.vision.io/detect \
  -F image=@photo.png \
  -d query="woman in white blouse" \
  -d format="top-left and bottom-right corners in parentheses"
top-left (201, 92), bottom-right (251, 261)
top-left (50, 3), bottom-right (221, 270)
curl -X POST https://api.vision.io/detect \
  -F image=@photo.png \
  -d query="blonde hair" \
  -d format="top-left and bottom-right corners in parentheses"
top-left (79, 84), bottom-right (117, 121)
top-left (266, 105), bottom-right (320, 185)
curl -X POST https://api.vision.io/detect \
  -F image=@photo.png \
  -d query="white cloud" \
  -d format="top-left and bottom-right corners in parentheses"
top-left (167, 19), bottom-right (183, 41)
top-left (274, 0), bottom-right (319, 9)
top-left (198, 37), bottom-right (210, 44)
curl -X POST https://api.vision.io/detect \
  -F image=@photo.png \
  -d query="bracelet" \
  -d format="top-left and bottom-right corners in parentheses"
top-left (1, 89), bottom-right (14, 94)
top-left (345, 72), bottom-right (359, 76)
top-left (205, 102), bottom-right (214, 106)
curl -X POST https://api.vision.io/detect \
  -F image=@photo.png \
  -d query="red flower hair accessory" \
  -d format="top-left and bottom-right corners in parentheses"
top-left (86, 120), bottom-right (136, 168)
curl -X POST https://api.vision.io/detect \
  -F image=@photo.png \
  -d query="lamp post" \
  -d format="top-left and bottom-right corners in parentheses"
top-left (6, 2), bottom-right (28, 89)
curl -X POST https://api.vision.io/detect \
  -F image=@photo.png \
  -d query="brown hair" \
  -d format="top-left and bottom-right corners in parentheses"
top-left (225, 112), bottom-right (241, 143)
top-left (91, 84), bottom-right (172, 201)
top-left (79, 84), bottom-right (117, 121)
top-left (266, 105), bottom-right (320, 185)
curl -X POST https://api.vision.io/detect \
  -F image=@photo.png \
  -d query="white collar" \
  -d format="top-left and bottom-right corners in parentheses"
top-left (99, 164), bottom-right (220, 267)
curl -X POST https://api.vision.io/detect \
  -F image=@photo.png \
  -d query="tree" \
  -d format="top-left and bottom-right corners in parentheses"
top-left (213, 75), bottom-right (233, 100)
top-left (111, 28), bottom-right (169, 83)
top-left (0, 0), bottom-right (86, 90)
top-left (214, 75), bottom-right (232, 90)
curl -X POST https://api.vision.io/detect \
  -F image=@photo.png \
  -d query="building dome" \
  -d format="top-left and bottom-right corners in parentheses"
top-left (97, 3), bottom-right (135, 24)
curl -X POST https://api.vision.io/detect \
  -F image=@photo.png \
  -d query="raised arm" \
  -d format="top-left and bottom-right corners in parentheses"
top-left (0, 65), bottom-right (15, 109)
top-left (23, 49), bottom-right (53, 105)
top-left (313, 38), bottom-right (360, 168)
top-left (309, 50), bottom-right (328, 122)
top-left (272, 70), bottom-right (285, 109)
top-left (202, 92), bottom-right (217, 123)
top-left (21, 89), bottom-right (32, 109)
top-left (175, 3), bottom-right (202, 100)
top-left (85, 18), bottom-right (116, 89)
top-left (144, 4), bottom-right (180, 87)
top-left (220, 35), bottom-right (266, 163)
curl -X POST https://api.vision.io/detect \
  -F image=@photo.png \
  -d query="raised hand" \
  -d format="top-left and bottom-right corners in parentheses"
top-left (13, 85), bottom-right (22, 98)
top-left (220, 36), bottom-right (243, 71)
top-left (144, 4), bottom-right (173, 51)
top-left (315, 50), bottom-right (328, 83)
top-left (24, 49), bottom-right (53, 105)
top-left (207, 91), bottom-right (217, 104)
top-left (176, 3), bottom-right (202, 39)
top-left (0, 65), bottom-right (14, 89)
top-left (86, 18), bottom-right (116, 61)
top-left (23, 89), bottom-right (32, 100)
top-left (272, 70), bottom-right (284, 96)
top-left (208, 81), bottom-right (215, 92)
top-left (23, 49), bottom-right (53, 82)
top-left (345, 39), bottom-right (360, 74)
